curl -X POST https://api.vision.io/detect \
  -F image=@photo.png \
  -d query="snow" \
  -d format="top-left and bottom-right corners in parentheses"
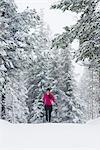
top-left (87, 117), bottom-right (100, 125)
top-left (0, 118), bottom-right (100, 150)
top-left (0, 64), bottom-right (7, 71)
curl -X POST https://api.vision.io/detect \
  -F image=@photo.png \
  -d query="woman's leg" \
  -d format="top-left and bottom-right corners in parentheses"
top-left (49, 105), bottom-right (52, 122)
top-left (45, 105), bottom-right (48, 121)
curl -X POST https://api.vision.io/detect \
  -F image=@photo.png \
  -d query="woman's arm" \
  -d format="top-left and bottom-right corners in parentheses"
top-left (42, 94), bottom-right (45, 104)
top-left (50, 93), bottom-right (55, 102)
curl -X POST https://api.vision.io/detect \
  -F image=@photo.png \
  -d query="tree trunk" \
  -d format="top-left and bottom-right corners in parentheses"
top-left (1, 78), bottom-right (7, 120)
top-left (91, 68), bottom-right (94, 119)
top-left (1, 89), bottom-right (6, 120)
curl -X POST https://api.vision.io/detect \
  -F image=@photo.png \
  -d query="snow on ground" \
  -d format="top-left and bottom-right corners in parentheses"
top-left (0, 118), bottom-right (100, 150)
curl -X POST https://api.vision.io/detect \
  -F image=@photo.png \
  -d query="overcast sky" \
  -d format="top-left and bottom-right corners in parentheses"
top-left (14, 0), bottom-right (84, 82)
top-left (14, 0), bottom-right (80, 35)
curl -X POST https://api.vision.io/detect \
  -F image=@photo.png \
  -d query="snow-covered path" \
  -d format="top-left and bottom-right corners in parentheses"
top-left (0, 119), bottom-right (100, 150)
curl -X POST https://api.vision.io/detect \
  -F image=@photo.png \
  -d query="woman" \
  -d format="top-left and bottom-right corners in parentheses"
top-left (42, 88), bottom-right (55, 122)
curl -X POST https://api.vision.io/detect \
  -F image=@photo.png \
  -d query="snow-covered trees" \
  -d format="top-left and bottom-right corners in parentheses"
top-left (0, 0), bottom-right (40, 123)
top-left (52, 0), bottom-right (100, 70)
top-left (52, 0), bottom-right (100, 121)
top-left (0, 0), bottom-right (84, 123)
top-left (79, 67), bottom-right (100, 120)
top-left (25, 11), bottom-right (52, 123)
top-left (6, 8), bottom-right (41, 123)
top-left (50, 25), bottom-right (84, 122)
top-left (0, 0), bottom-right (17, 121)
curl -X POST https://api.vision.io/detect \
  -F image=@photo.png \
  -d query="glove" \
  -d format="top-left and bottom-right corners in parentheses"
top-left (50, 99), bottom-right (54, 105)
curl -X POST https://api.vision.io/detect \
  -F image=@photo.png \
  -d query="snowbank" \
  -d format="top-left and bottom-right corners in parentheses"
top-left (87, 117), bottom-right (100, 125)
top-left (0, 118), bottom-right (100, 150)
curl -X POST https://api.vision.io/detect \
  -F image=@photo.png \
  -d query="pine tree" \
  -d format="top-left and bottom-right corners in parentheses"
top-left (0, 0), bottom-right (40, 123)
top-left (0, 0), bottom-right (17, 120)
top-left (51, 0), bottom-right (100, 121)
top-left (52, 0), bottom-right (100, 70)
top-left (7, 8), bottom-right (40, 123)
top-left (79, 67), bottom-right (100, 120)
top-left (26, 12), bottom-right (52, 123)
top-left (47, 42), bottom-right (83, 123)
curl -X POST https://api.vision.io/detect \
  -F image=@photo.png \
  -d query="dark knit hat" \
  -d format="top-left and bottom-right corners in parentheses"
top-left (46, 88), bottom-right (51, 91)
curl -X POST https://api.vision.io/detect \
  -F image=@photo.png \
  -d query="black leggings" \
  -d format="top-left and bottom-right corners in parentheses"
top-left (45, 105), bottom-right (52, 122)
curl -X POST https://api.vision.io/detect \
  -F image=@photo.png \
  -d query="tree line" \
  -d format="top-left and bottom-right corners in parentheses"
top-left (0, 0), bottom-right (99, 123)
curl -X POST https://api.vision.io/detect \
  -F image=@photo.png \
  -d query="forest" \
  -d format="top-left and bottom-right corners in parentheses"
top-left (0, 0), bottom-right (100, 123)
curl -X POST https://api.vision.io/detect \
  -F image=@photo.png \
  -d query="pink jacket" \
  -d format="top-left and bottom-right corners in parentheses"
top-left (42, 92), bottom-right (55, 106)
